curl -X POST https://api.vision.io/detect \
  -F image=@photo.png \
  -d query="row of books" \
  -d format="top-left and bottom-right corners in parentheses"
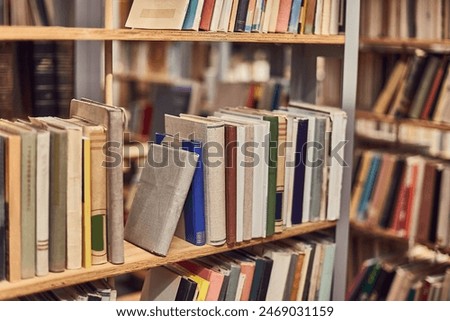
top-left (360, 0), bottom-right (450, 40)
top-left (124, 103), bottom-right (346, 256)
top-left (370, 52), bottom-right (450, 124)
top-left (0, 0), bottom-right (74, 26)
top-left (0, 41), bottom-right (74, 119)
top-left (125, 0), bottom-right (345, 35)
top-left (355, 115), bottom-right (450, 160)
top-left (0, 99), bottom-right (125, 283)
top-left (351, 149), bottom-right (450, 249)
top-left (16, 279), bottom-right (117, 301)
top-left (141, 234), bottom-right (336, 301)
top-left (347, 252), bottom-right (450, 301)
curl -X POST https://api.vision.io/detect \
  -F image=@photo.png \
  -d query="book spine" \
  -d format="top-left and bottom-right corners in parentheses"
top-left (292, 119), bottom-right (308, 224)
top-left (35, 131), bottom-right (50, 276)
top-left (265, 116), bottom-right (278, 236)
top-left (106, 111), bottom-right (125, 264)
top-left (251, 0), bottom-right (265, 31)
top-left (199, 0), bottom-right (216, 31)
top-left (275, 0), bottom-right (293, 33)
top-left (182, 141), bottom-right (207, 246)
top-left (0, 43), bottom-right (15, 119)
top-left (21, 133), bottom-right (37, 279)
top-left (82, 137), bottom-right (92, 268)
top-left (49, 131), bottom-right (67, 273)
top-left (288, 0), bottom-right (302, 33)
top-left (244, 0), bottom-right (257, 32)
top-left (55, 41), bottom-right (74, 118)
top-left (0, 137), bottom-right (5, 281)
top-left (225, 125), bottom-right (237, 245)
top-left (182, 0), bottom-right (199, 30)
top-left (242, 126), bottom-right (254, 241)
top-left (303, 0), bottom-right (317, 34)
top-left (234, 0), bottom-right (250, 31)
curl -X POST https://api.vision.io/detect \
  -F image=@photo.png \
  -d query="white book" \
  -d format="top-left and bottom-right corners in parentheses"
top-left (263, 245), bottom-right (292, 300)
top-left (251, 0), bottom-right (264, 32)
top-left (193, 0), bottom-right (206, 30)
top-left (214, 112), bottom-right (269, 239)
top-left (37, 117), bottom-right (83, 270)
top-left (268, 0), bottom-right (280, 32)
top-left (328, 0), bottom-right (340, 35)
top-left (125, 0), bottom-right (191, 30)
top-left (320, 0), bottom-right (331, 35)
top-left (234, 273), bottom-right (246, 301)
top-left (261, 0), bottom-right (274, 33)
top-left (245, 0), bottom-right (257, 32)
top-left (210, 0), bottom-right (224, 32)
top-left (313, 0), bottom-right (324, 35)
top-left (217, 0), bottom-right (233, 32)
top-left (34, 128), bottom-right (50, 276)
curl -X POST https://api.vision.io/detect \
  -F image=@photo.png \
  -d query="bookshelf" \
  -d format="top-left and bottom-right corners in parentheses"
top-left (350, 0), bottom-right (450, 299)
top-left (0, 0), bottom-right (361, 301)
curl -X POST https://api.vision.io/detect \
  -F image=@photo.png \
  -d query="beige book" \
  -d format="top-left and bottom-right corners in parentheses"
top-left (125, 0), bottom-right (191, 30)
top-left (261, 0), bottom-right (274, 33)
top-left (436, 167), bottom-right (450, 247)
top-left (165, 114), bottom-right (227, 246)
top-left (268, 0), bottom-right (280, 32)
top-left (36, 117), bottom-right (83, 270)
top-left (140, 267), bottom-right (182, 301)
top-left (0, 130), bottom-right (21, 282)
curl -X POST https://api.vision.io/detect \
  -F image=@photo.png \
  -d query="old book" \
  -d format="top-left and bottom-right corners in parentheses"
top-left (267, 0), bottom-right (280, 32)
top-left (35, 117), bottom-right (82, 270)
top-left (275, 0), bottom-right (292, 32)
top-left (218, 0), bottom-right (233, 32)
top-left (228, 0), bottom-right (240, 31)
top-left (125, 143), bottom-right (198, 256)
top-left (199, 0), bottom-right (216, 31)
top-left (432, 64), bottom-right (450, 123)
top-left (288, 0), bottom-right (302, 33)
top-left (140, 267), bottom-right (182, 301)
top-left (251, 0), bottom-right (264, 32)
top-left (155, 133), bottom-right (206, 247)
top-left (70, 98), bottom-right (125, 264)
top-left (261, 0), bottom-right (274, 33)
top-left (244, 0), bottom-right (256, 32)
top-left (350, 150), bottom-right (373, 220)
top-left (234, 0), bottom-right (250, 32)
top-left (175, 276), bottom-right (198, 301)
top-left (357, 153), bottom-right (381, 221)
top-left (125, 0), bottom-right (190, 30)
top-left (0, 120), bottom-right (36, 279)
top-left (436, 167), bottom-right (450, 247)
top-left (224, 124), bottom-right (237, 245)
top-left (165, 114), bottom-right (226, 246)
top-left (170, 263), bottom-right (210, 301)
top-left (16, 120), bottom-right (50, 276)
top-left (303, 0), bottom-right (317, 34)
top-left (421, 58), bottom-right (448, 120)
top-left (64, 118), bottom-right (108, 265)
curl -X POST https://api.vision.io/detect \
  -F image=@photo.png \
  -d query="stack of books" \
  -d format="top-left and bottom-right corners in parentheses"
top-left (0, 99), bottom-right (125, 284)
top-left (125, 0), bottom-right (345, 35)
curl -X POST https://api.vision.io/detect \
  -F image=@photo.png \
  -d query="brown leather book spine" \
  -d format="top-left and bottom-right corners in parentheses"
top-left (225, 125), bottom-right (237, 245)
top-left (416, 162), bottom-right (437, 243)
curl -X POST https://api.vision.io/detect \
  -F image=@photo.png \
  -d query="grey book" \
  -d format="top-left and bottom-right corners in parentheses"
top-left (70, 98), bottom-right (125, 264)
top-left (125, 143), bottom-right (198, 256)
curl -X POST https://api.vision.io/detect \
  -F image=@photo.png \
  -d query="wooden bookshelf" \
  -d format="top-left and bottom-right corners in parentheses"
top-left (0, 26), bottom-right (345, 44)
top-left (360, 37), bottom-right (450, 52)
top-left (0, 221), bottom-right (336, 300)
top-left (356, 110), bottom-right (450, 131)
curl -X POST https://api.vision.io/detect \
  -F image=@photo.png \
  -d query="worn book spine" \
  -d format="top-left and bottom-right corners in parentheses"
top-left (82, 137), bottom-right (92, 268)
top-left (242, 126), bottom-right (254, 241)
top-left (225, 125), bottom-right (237, 245)
top-left (49, 130), bottom-right (67, 273)
top-left (303, 0), bottom-right (317, 34)
top-left (275, 0), bottom-right (293, 32)
top-left (35, 130), bottom-right (50, 276)
top-left (292, 119), bottom-right (308, 224)
top-left (309, 117), bottom-right (325, 221)
top-left (90, 130), bottom-right (108, 265)
top-left (244, 0), bottom-right (257, 32)
top-left (288, 0), bottom-right (302, 33)
top-left (199, 0), bottom-right (216, 30)
top-left (235, 0), bottom-right (250, 31)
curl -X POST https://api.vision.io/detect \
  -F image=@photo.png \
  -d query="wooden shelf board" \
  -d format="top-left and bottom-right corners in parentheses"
top-left (360, 37), bottom-right (450, 51)
top-left (350, 220), bottom-right (408, 242)
top-left (356, 110), bottom-right (450, 131)
top-left (0, 220), bottom-right (335, 300)
top-left (0, 26), bottom-right (345, 44)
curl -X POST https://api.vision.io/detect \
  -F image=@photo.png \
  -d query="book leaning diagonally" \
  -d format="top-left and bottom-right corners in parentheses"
top-left (70, 98), bottom-right (125, 264)
top-left (125, 143), bottom-right (198, 256)
top-left (165, 114), bottom-right (227, 246)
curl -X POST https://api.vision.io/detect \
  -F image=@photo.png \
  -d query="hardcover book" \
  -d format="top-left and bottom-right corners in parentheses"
top-left (125, 143), bottom-right (198, 256)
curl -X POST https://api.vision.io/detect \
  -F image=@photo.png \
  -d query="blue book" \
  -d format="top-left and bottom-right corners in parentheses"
top-left (357, 154), bottom-right (381, 220)
top-left (291, 118), bottom-right (308, 224)
top-left (155, 133), bottom-right (206, 246)
top-left (182, 0), bottom-right (200, 30)
top-left (288, 0), bottom-right (303, 33)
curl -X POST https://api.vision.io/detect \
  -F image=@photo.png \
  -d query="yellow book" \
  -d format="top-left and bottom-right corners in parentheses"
top-left (170, 264), bottom-right (210, 301)
top-left (82, 138), bottom-right (92, 268)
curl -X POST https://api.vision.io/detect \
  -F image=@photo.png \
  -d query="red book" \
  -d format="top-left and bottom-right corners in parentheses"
top-left (275, 0), bottom-right (293, 33)
top-left (420, 58), bottom-right (448, 120)
top-left (199, 0), bottom-right (216, 31)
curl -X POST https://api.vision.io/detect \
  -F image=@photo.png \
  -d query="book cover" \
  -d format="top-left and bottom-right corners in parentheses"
top-left (287, 0), bottom-right (302, 33)
top-left (125, 143), bottom-right (198, 256)
top-left (275, 0), bottom-right (293, 33)
top-left (0, 136), bottom-right (5, 281)
top-left (199, 0), bottom-right (216, 30)
top-left (125, 0), bottom-right (191, 30)
top-left (224, 125), bottom-right (237, 245)
top-left (234, 0), bottom-right (250, 31)
top-left (140, 266), bottom-right (182, 301)
top-left (291, 118), bottom-right (308, 224)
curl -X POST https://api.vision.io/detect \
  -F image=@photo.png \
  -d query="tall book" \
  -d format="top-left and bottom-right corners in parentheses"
top-left (125, 143), bottom-right (198, 256)
top-left (70, 98), bottom-right (125, 264)
top-left (224, 125), bottom-right (237, 245)
top-left (235, 0), bottom-right (250, 32)
top-left (164, 114), bottom-right (226, 246)
top-left (0, 120), bottom-right (36, 279)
